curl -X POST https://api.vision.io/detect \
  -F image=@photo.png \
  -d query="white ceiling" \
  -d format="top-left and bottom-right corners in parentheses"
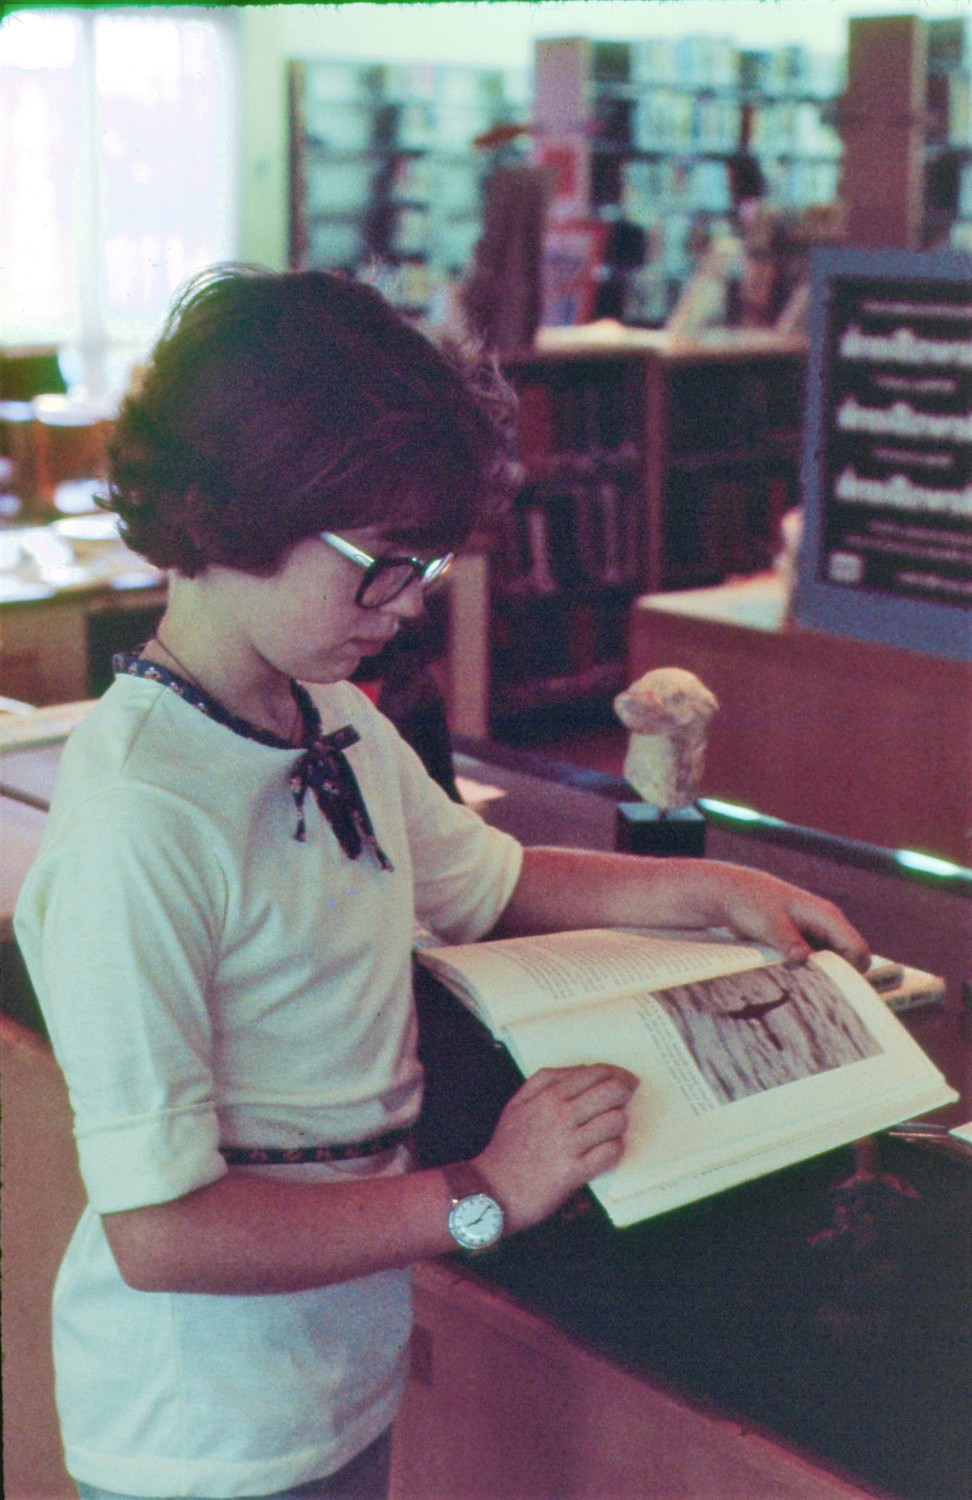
top-left (271, 1), bottom-right (972, 66)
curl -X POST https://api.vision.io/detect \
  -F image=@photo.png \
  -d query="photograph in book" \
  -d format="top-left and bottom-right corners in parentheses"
top-left (415, 928), bottom-right (957, 1227)
top-left (651, 961), bottom-right (882, 1107)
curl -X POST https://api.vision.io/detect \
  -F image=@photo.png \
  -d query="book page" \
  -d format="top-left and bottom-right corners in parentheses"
top-left (503, 951), bottom-right (956, 1225)
top-left (417, 927), bottom-right (769, 1032)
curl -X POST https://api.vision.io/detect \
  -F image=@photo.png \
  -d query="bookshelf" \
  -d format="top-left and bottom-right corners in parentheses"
top-left (288, 59), bottom-right (528, 317)
top-left (533, 35), bottom-right (844, 325)
top-left (488, 344), bottom-right (645, 732)
top-left (927, 16), bottom-right (972, 249)
top-left (487, 330), bottom-right (805, 737)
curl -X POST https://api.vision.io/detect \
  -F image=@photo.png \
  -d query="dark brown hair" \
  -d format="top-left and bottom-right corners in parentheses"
top-left (105, 265), bottom-right (518, 576)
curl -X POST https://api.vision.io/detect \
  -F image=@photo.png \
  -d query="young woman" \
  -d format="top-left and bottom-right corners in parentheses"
top-left (14, 266), bottom-right (868, 1500)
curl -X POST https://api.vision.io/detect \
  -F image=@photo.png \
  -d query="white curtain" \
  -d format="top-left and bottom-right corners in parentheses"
top-left (0, 6), bottom-right (238, 403)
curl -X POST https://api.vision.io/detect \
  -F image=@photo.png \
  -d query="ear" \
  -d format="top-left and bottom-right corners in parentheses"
top-left (181, 484), bottom-right (225, 562)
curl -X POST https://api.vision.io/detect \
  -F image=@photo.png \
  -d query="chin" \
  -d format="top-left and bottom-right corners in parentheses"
top-left (300, 664), bottom-right (355, 686)
top-left (303, 646), bottom-right (365, 683)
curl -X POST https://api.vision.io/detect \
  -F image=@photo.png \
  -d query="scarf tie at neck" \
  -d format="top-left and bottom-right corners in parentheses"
top-left (289, 723), bottom-right (393, 867)
top-left (114, 653), bottom-right (393, 869)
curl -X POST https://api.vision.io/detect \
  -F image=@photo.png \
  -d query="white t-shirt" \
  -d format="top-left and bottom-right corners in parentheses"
top-left (14, 670), bottom-right (522, 1498)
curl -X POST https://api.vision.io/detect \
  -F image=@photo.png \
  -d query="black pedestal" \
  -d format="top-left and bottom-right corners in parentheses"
top-left (615, 801), bottom-right (706, 857)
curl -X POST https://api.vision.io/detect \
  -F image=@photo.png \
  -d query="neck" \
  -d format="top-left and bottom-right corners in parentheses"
top-left (145, 584), bottom-right (300, 743)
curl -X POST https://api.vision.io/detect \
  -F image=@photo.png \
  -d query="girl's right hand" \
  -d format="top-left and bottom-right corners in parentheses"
top-left (474, 1064), bottom-right (638, 1234)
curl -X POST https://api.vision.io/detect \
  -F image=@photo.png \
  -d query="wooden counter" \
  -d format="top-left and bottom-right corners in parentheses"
top-left (5, 731), bottom-right (970, 1500)
top-left (628, 573), bottom-right (972, 867)
top-left (408, 743), bottom-right (972, 1500)
top-left (395, 1259), bottom-right (878, 1500)
top-left (0, 796), bottom-right (47, 944)
top-left (0, 577), bottom-right (167, 704)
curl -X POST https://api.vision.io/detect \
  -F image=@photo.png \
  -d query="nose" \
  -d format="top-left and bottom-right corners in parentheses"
top-left (383, 578), bottom-right (426, 621)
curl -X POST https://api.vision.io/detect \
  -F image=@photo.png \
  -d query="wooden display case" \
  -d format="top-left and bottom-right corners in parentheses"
top-left (628, 573), bottom-right (971, 867)
top-left (391, 1260), bottom-right (876, 1500)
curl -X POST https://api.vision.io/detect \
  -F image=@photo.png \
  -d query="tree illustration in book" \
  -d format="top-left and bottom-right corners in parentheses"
top-left (614, 666), bottom-right (719, 810)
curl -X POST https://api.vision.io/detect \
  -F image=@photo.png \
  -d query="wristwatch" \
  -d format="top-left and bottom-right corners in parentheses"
top-left (442, 1161), bottom-right (505, 1253)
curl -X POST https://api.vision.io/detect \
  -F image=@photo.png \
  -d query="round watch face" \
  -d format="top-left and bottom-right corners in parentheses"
top-left (448, 1192), bottom-right (504, 1251)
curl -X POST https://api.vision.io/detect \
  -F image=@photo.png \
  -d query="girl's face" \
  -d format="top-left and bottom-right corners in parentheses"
top-left (209, 528), bottom-right (428, 686)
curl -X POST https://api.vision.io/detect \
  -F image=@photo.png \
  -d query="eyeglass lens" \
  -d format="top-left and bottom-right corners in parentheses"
top-left (359, 561), bottom-right (425, 607)
top-left (358, 554), bottom-right (454, 608)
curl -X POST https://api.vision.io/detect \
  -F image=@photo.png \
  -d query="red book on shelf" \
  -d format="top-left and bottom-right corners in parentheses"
top-left (541, 219), bottom-right (610, 327)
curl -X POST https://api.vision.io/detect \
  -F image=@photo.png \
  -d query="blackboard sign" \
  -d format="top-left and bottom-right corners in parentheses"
top-left (795, 246), bottom-right (971, 661)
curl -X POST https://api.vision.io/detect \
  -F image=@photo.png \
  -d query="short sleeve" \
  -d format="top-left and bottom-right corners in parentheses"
top-left (380, 724), bottom-right (523, 945)
top-left (14, 786), bottom-right (229, 1213)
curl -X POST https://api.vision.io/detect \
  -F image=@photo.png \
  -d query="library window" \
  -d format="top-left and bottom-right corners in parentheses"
top-left (0, 7), bottom-right (237, 400)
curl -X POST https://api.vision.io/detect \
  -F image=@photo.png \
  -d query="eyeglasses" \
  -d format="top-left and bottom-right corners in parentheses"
top-left (320, 532), bottom-right (455, 609)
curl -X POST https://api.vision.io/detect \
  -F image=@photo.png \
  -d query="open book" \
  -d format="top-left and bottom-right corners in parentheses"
top-left (416, 928), bottom-right (957, 1227)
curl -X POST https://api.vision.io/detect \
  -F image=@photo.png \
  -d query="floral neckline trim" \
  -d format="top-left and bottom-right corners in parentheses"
top-left (114, 650), bottom-right (311, 748)
top-left (113, 652), bottom-right (393, 867)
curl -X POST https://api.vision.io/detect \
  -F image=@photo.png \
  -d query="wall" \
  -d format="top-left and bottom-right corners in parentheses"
top-left (238, 7), bottom-right (291, 268)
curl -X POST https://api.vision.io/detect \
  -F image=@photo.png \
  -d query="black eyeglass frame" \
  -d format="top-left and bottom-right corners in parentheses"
top-left (319, 531), bottom-right (456, 609)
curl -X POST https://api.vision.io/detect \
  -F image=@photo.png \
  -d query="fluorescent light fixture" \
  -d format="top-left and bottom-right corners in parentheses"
top-left (894, 850), bottom-right (966, 878)
top-left (698, 798), bottom-right (763, 823)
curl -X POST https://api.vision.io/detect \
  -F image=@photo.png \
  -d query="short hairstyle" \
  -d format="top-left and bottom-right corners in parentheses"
top-left (105, 266), bottom-right (518, 576)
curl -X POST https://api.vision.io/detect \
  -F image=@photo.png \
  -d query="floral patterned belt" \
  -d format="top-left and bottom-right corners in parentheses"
top-left (220, 1127), bottom-right (415, 1167)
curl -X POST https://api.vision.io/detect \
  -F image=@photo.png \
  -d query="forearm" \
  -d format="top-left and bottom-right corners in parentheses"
top-left (102, 1166), bottom-right (459, 1295)
top-left (102, 1059), bottom-right (638, 1296)
top-left (493, 846), bottom-right (740, 936)
top-left (493, 846), bottom-right (870, 969)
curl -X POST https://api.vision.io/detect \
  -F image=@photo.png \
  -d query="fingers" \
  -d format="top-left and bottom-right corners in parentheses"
top-left (754, 910), bottom-right (813, 966)
top-left (517, 1066), bottom-right (636, 1170)
top-left (516, 1062), bottom-right (638, 1104)
top-left (479, 1063), bottom-right (638, 1232)
top-left (776, 895), bottom-right (871, 972)
top-left (579, 1135), bottom-right (627, 1180)
top-left (721, 868), bottom-right (871, 972)
top-left (576, 1102), bottom-right (629, 1159)
top-left (798, 904), bottom-right (871, 972)
top-left (571, 1075), bottom-right (638, 1129)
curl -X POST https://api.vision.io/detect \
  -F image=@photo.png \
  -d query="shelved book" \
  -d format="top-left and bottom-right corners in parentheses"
top-left (416, 928), bottom-right (956, 1228)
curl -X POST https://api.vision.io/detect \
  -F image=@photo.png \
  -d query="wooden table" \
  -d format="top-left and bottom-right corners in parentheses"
top-left (0, 577), bottom-right (166, 704)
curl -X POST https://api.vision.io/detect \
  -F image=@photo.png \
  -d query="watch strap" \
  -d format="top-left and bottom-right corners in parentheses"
top-left (442, 1160), bottom-right (497, 1206)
